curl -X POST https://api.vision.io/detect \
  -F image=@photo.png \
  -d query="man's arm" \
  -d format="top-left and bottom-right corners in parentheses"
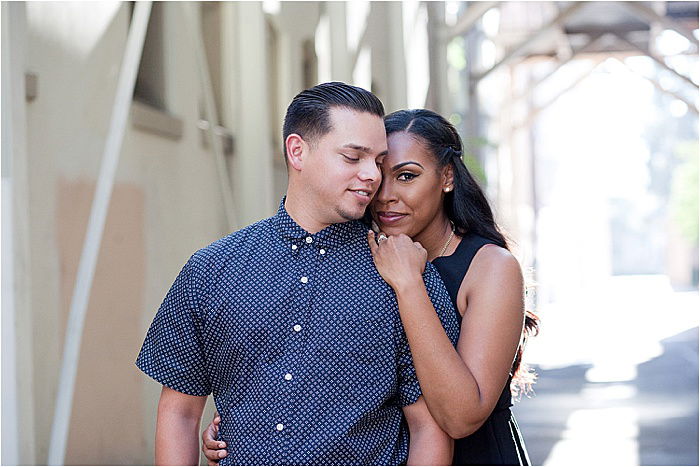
top-left (403, 396), bottom-right (453, 465)
top-left (155, 386), bottom-right (208, 465)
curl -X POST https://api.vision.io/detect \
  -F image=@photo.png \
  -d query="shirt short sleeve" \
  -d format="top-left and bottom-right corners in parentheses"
top-left (135, 256), bottom-right (212, 396)
top-left (395, 262), bottom-right (460, 407)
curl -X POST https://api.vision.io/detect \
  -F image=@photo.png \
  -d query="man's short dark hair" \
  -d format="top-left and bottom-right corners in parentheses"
top-left (282, 82), bottom-right (385, 162)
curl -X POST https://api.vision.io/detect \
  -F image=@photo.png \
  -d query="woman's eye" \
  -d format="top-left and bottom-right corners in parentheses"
top-left (397, 172), bottom-right (417, 181)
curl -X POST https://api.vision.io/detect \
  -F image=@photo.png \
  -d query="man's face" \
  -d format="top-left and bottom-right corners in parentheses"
top-left (300, 107), bottom-right (387, 225)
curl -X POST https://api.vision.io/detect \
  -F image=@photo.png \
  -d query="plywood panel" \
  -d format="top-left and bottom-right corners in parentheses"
top-left (57, 179), bottom-right (147, 465)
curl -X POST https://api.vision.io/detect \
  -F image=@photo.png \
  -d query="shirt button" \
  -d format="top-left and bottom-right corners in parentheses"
top-left (276, 423), bottom-right (284, 431)
top-left (305, 236), bottom-right (313, 244)
top-left (300, 276), bottom-right (308, 284)
top-left (293, 324), bottom-right (302, 332)
top-left (291, 244), bottom-right (297, 251)
top-left (284, 373), bottom-right (293, 381)
top-left (319, 249), bottom-right (326, 255)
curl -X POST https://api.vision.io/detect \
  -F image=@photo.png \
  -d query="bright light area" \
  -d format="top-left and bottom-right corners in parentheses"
top-left (315, 13), bottom-right (331, 83)
top-left (27, 2), bottom-right (121, 59)
top-left (346, 0), bottom-right (370, 52)
top-left (482, 8), bottom-right (500, 37)
top-left (403, 1), bottom-right (430, 109)
top-left (511, 49), bottom-right (698, 464)
top-left (545, 408), bottom-right (640, 465)
top-left (655, 29), bottom-right (691, 56)
top-left (353, 46), bottom-right (372, 92)
top-left (262, 0), bottom-right (280, 15)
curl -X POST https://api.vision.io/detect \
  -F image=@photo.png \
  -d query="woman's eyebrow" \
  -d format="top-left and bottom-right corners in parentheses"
top-left (392, 161), bottom-right (424, 171)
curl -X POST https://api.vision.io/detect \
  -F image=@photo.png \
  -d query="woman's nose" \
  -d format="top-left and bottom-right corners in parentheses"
top-left (375, 177), bottom-right (397, 204)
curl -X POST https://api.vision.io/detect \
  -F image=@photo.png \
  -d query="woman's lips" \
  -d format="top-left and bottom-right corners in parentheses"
top-left (376, 211), bottom-right (407, 225)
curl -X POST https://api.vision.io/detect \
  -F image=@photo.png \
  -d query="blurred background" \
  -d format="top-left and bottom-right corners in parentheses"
top-left (2, 1), bottom-right (698, 465)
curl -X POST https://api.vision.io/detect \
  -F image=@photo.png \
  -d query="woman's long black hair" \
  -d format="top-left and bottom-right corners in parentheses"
top-left (384, 109), bottom-right (539, 396)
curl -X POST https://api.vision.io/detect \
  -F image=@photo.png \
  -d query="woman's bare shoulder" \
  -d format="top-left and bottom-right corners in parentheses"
top-left (465, 243), bottom-right (523, 288)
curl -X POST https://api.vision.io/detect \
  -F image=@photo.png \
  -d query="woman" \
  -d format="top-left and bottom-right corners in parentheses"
top-left (202, 109), bottom-right (537, 465)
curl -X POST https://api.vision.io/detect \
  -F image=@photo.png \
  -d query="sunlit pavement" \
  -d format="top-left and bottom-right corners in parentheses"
top-left (511, 275), bottom-right (699, 465)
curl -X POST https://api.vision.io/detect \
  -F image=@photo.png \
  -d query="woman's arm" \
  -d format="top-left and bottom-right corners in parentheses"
top-left (369, 233), bottom-right (524, 439)
top-left (202, 412), bottom-right (227, 465)
top-left (403, 396), bottom-right (454, 465)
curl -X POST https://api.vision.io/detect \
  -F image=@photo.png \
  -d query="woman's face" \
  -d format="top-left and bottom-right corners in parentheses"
top-left (370, 131), bottom-right (450, 238)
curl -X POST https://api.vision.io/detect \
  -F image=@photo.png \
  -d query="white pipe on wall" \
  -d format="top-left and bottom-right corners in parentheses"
top-left (47, 2), bottom-right (152, 464)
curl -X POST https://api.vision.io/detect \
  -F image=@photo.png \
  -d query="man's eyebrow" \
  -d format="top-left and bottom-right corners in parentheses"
top-left (342, 143), bottom-right (372, 152)
top-left (392, 161), bottom-right (424, 170)
top-left (342, 144), bottom-right (388, 157)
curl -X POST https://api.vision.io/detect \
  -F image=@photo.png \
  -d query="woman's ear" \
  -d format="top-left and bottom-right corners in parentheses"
top-left (442, 164), bottom-right (455, 192)
top-left (285, 134), bottom-right (306, 171)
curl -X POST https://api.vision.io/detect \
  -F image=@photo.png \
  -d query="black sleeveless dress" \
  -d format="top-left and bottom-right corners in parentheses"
top-left (431, 234), bottom-right (531, 466)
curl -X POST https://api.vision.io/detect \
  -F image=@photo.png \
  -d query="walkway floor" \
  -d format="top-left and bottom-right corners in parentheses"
top-left (511, 276), bottom-right (698, 466)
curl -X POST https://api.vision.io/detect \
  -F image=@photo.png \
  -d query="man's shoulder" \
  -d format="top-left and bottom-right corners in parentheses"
top-left (189, 217), bottom-right (272, 269)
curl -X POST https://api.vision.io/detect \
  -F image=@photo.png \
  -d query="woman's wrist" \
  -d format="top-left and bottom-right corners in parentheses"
top-left (391, 274), bottom-right (425, 295)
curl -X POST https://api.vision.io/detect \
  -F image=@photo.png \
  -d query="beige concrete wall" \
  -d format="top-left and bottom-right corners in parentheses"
top-left (12, 1), bottom-right (415, 463)
top-left (22, 2), bottom-right (247, 463)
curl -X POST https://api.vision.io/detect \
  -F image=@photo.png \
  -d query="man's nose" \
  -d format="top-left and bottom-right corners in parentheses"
top-left (358, 159), bottom-right (381, 183)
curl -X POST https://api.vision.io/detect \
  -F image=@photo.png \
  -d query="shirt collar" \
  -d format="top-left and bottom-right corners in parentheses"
top-left (271, 198), bottom-right (368, 249)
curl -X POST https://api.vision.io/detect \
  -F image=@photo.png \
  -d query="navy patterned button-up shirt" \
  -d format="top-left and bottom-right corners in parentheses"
top-left (136, 199), bottom-right (459, 465)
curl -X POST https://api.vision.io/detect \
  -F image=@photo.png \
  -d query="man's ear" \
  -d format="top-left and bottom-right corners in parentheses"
top-left (285, 134), bottom-right (306, 171)
top-left (442, 164), bottom-right (454, 191)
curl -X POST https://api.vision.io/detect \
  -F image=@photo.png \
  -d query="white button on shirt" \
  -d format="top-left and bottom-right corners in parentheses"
top-left (305, 236), bottom-right (313, 243)
top-left (320, 249), bottom-right (326, 255)
top-left (300, 276), bottom-right (308, 284)
top-left (284, 373), bottom-right (293, 381)
top-left (293, 324), bottom-right (302, 332)
top-left (276, 423), bottom-right (284, 431)
top-left (291, 244), bottom-right (297, 250)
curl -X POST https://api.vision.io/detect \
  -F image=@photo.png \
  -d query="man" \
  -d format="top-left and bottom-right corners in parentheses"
top-left (136, 82), bottom-right (459, 465)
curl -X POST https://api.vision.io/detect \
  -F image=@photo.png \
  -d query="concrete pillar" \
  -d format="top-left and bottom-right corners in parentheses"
top-left (426, 1), bottom-right (449, 115)
top-left (271, 3), bottom-right (320, 118)
top-left (1, 3), bottom-right (37, 465)
top-left (327, 2), bottom-right (351, 83)
top-left (369, 2), bottom-right (407, 112)
top-left (464, 24), bottom-right (484, 167)
top-left (220, 2), bottom-right (275, 226)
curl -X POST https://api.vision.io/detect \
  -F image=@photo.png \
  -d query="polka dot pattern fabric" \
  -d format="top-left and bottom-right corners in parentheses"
top-left (136, 199), bottom-right (459, 465)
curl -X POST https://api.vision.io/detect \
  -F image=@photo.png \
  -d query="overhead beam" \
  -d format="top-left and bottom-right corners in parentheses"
top-left (474, 1), bottom-right (587, 83)
top-left (513, 32), bottom-right (608, 103)
top-left (516, 56), bottom-right (606, 129)
top-left (443, 1), bottom-right (498, 40)
top-left (614, 32), bottom-right (699, 90)
top-left (621, 1), bottom-right (699, 49)
top-left (617, 58), bottom-right (699, 116)
top-left (553, 1), bottom-right (574, 60)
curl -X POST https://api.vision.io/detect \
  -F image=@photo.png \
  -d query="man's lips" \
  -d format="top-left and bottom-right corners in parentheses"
top-left (348, 188), bottom-right (374, 203)
top-left (376, 211), bottom-right (407, 225)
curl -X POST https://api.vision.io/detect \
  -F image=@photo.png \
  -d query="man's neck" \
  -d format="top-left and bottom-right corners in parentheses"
top-left (284, 189), bottom-right (333, 234)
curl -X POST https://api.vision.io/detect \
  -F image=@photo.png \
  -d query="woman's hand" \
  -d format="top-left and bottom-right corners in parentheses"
top-left (368, 231), bottom-right (427, 292)
top-left (201, 411), bottom-right (227, 465)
